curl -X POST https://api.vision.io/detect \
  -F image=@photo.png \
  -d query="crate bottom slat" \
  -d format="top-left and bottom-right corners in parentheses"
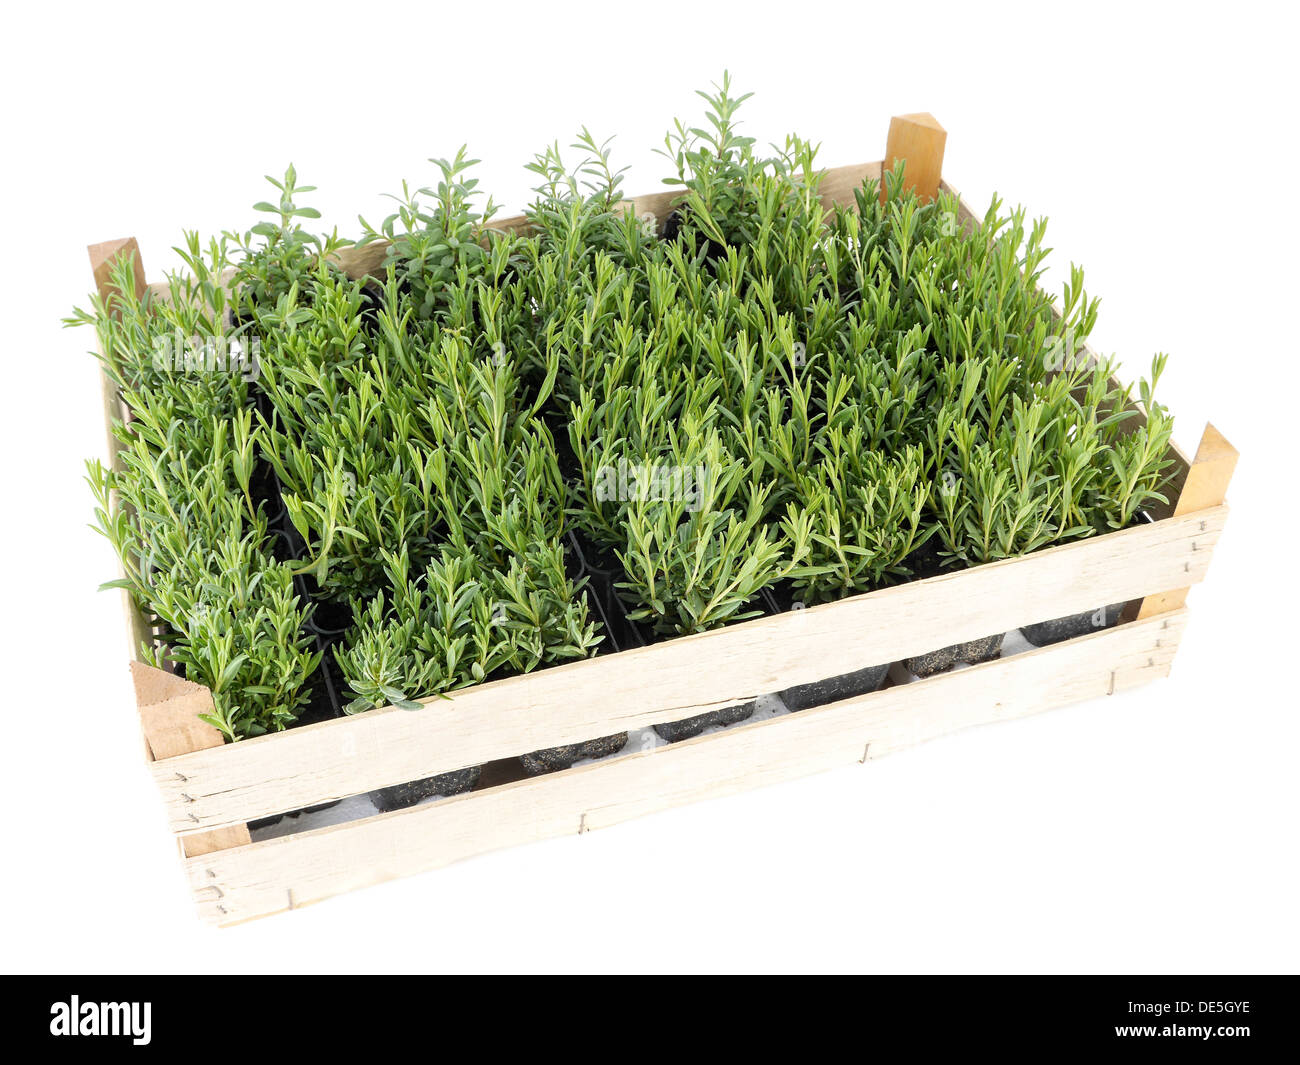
top-left (186, 609), bottom-right (1187, 925)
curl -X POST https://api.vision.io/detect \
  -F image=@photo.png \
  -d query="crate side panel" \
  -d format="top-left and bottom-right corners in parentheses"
top-left (187, 610), bottom-right (1184, 924)
top-left (153, 507), bottom-right (1220, 833)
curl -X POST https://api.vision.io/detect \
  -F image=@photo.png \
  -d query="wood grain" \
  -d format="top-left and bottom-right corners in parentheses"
top-left (153, 508), bottom-right (1223, 834)
top-left (186, 609), bottom-right (1185, 925)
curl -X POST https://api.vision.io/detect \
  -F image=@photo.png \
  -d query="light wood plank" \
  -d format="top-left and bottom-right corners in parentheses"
top-left (154, 509), bottom-right (1223, 833)
top-left (186, 610), bottom-right (1185, 925)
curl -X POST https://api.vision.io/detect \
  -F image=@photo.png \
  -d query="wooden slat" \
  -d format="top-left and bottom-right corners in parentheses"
top-left (153, 508), bottom-right (1223, 834)
top-left (186, 609), bottom-right (1185, 925)
top-left (1136, 423), bottom-right (1238, 619)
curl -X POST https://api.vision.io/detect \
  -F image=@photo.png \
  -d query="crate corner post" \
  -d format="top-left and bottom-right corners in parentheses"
top-left (1136, 421), bottom-right (1239, 622)
top-left (87, 237), bottom-right (148, 305)
top-left (882, 112), bottom-right (947, 203)
top-left (130, 661), bottom-right (252, 860)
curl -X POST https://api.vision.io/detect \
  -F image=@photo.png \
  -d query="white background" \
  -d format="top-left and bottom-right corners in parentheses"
top-left (2, 0), bottom-right (1296, 974)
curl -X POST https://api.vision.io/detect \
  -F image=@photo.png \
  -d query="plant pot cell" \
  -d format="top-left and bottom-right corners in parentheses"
top-left (904, 633), bottom-right (1006, 678)
top-left (653, 700), bottom-right (756, 743)
top-left (519, 732), bottom-right (630, 776)
top-left (368, 765), bottom-right (484, 813)
top-left (1020, 603), bottom-right (1126, 647)
top-left (778, 662), bottom-right (890, 712)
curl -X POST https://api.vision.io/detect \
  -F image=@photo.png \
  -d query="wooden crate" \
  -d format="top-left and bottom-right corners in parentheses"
top-left (89, 114), bottom-right (1238, 925)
